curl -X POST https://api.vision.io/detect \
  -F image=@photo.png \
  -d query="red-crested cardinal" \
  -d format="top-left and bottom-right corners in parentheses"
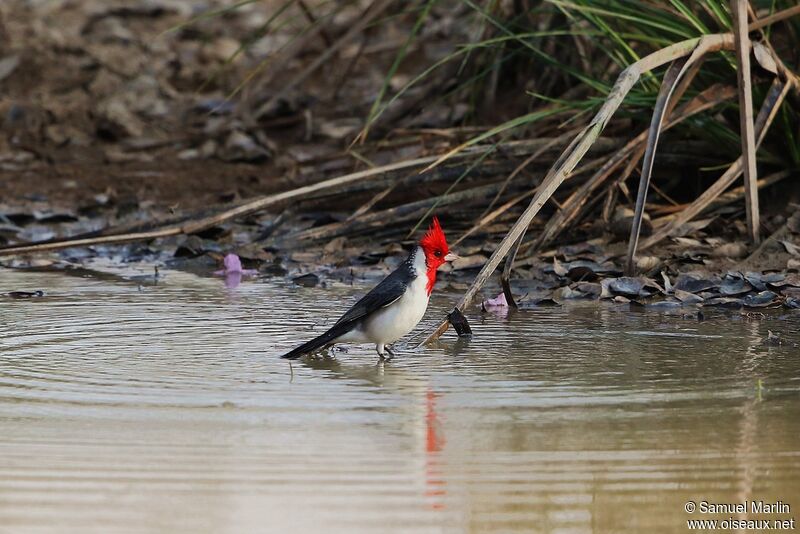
top-left (282, 217), bottom-right (457, 359)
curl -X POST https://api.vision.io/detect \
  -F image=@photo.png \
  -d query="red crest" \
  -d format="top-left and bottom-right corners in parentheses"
top-left (419, 216), bottom-right (450, 295)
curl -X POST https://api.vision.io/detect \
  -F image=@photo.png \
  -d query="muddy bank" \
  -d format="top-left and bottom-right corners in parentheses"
top-left (3, 205), bottom-right (800, 318)
top-left (0, 0), bottom-right (476, 209)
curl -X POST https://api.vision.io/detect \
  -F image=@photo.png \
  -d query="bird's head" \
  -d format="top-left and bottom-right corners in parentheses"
top-left (419, 216), bottom-right (458, 273)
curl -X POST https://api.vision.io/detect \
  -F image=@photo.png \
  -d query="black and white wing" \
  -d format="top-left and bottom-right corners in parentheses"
top-left (334, 266), bottom-right (413, 328)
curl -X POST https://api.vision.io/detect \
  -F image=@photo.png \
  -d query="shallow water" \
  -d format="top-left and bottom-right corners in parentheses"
top-left (1, 266), bottom-right (799, 533)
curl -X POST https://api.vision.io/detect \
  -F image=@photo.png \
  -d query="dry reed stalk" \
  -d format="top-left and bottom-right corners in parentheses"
top-left (731, 0), bottom-right (760, 244)
top-left (639, 78), bottom-right (791, 251)
top-left (421, 33), bottom-right (740, 345)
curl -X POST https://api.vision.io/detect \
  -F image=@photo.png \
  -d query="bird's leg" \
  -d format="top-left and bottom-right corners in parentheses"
top-left (376, 343), bottom-right (386, 361)
top-left (385, 345), bottom-right (396, 359)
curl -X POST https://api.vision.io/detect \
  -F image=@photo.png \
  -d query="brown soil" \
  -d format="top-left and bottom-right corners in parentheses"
top-left (1, 159), bottom-right (283, 209)
top-left (0, 1), bottom-right (327, 209)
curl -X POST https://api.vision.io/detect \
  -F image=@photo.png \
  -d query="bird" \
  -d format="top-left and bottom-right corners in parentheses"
top-left (282, 216), bottom-right (457, 360)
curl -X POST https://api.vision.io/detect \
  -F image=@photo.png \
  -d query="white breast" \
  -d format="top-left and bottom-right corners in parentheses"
top-left (360, 247), bottom-right (430, 345)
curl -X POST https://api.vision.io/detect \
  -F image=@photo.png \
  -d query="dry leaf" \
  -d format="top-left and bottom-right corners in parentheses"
top-left (753, 42), bottom-right (779, 75)
top-left (779, 240), bottom-right (800, 256)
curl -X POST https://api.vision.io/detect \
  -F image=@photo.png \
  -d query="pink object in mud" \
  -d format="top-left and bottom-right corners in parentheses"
top-left (225, 253), bottom-right (243, 273)
top-left (214, 253), bottom-right (259, 276)
top-left (482, 292), bottom-right (508, 308)
top-left (482, 291), bottom-right (510, 318)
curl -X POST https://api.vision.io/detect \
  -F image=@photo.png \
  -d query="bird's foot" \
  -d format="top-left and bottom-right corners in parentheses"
top-left (376, 343), bottom-right (396, 362)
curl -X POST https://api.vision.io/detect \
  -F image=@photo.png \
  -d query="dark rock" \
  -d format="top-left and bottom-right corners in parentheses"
top-left (743, 291), bottom-right (779, 308)
top-left (193, 226), bottom-right (229, 240)
top-left (37, 212), bottom-right (79, 224)
top-left (292, 273), bottom-right (319, 287)
top-left (719, 275), bottom-right (752, 296)
top-left (768, 273), bottom-right (800, 289)
top-left (675, 274), bottom-right (719, 294)
top-left (519, 298), bottom-right (561, 308)
top-left (674, 289), bottom-right (703, 304)
top-left (702, 297), bottom-right (743, 309)
top-left (6, 212), bottom-right (36, 226)
top-left (573, 282), bottom-right (602, 298)
top-left (174, 235), bottom-right (205, 257)
top-left (608, 277), bottom-right (644, 297)
top-left (556, 286), bottom-right (586, 299)
top-left (566, 265), bottom-right (598, 282)
top-left (557, 242), bottom-right (604, 260)
top-left (744, 272), bottom-right (768, 291)
top-left (7, 290), bottom-right (44, 298)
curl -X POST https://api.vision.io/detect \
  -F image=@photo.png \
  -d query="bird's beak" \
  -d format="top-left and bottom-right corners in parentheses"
top-left (444, 252), bottom-right (459, 262)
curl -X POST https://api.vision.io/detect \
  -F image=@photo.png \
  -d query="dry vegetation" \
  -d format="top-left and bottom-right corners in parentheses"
top-left (2, 0), bottom-right (800, 327)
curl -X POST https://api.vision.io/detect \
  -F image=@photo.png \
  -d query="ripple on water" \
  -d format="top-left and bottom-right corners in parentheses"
top-left (1, 267), bottom-right (799, 533)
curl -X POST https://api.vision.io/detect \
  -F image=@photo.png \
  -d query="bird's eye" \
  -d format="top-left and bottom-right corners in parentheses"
top-left (434, 251), bottom-right (442, 258)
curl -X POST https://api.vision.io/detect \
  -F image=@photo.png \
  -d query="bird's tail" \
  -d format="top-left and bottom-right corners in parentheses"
top-left (281, 322), bottom-right (355, 359)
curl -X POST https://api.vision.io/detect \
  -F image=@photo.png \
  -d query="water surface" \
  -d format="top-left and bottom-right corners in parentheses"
top-left (1, 267), bottom-right (799, 533)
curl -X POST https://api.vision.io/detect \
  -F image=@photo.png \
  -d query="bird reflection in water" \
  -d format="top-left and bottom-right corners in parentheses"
top-left (424, 388), bottom-right (446, 510)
